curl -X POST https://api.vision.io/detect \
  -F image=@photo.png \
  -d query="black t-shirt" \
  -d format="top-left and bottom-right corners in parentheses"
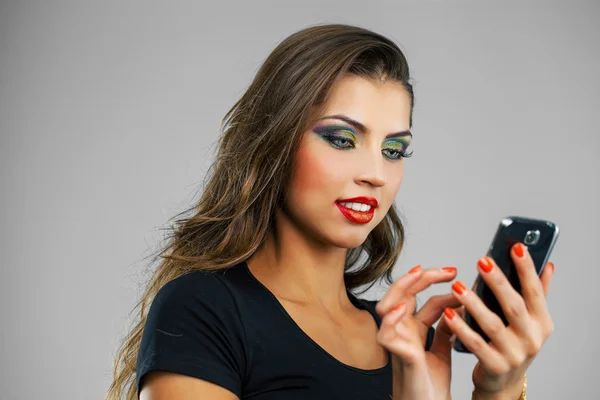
top-left (136, 262), bottom-right (434, 399)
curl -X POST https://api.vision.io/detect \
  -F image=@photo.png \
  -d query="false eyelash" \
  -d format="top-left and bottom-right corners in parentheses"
top-left (383, 148), bottom-right (413, 160)
top-left (401, 149), bottom-right (414, 158)
top-left (321, 133), bottom-right (413, 160)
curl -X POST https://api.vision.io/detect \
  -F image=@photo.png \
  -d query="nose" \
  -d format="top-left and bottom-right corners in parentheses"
top-left (354, 150), bottom-right (387, 187)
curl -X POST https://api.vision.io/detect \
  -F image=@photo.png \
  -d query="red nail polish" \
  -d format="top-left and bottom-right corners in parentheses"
top-left (478, 257), bottom-right (493, 273)
top-left (452, 281), bottom-right (467, 295)
top-left (442, 266), bottom-right (457, 274)
top-left (409, 265), bottom-right (422, 274)
top-left (444, 307), bottom-right (456, 320)
top-left (514, 243), bottom-right (525, 257)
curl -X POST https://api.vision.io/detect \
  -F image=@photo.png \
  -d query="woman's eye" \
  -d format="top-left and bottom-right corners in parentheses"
top-left (382, 148), bottom-right (411, 160)
top-left (324, 135), bottom-right (355, 149)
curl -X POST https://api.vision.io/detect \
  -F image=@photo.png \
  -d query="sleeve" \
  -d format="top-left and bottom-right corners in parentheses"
top-left (135, 272), bottom-right (246, 398)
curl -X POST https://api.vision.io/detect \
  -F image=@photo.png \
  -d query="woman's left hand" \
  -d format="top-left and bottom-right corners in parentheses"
top-left (443, 242), bottom-right (555, 399)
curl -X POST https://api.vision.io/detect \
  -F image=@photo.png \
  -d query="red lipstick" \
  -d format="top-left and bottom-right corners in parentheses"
top-left (337, 196), bottom-right (379, 207)
top-left (335, 197), bottom-right (378, 224)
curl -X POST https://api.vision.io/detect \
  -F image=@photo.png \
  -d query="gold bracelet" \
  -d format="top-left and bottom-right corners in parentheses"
top-left (471, 374), bottom-right (527, 400)
top-left (519, 374), bottom-right (527, 400)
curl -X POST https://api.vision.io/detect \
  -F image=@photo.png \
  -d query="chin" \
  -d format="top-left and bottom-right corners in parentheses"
top-left (326, 228), bottom-right (372, 249)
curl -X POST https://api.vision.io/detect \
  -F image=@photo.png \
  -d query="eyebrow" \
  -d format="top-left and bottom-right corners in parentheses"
top-left (317, 114), bottom-right (412, 139)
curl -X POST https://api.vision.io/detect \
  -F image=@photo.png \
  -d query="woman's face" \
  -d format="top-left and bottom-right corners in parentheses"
top-left (283, 74), bottom-right (413, 249)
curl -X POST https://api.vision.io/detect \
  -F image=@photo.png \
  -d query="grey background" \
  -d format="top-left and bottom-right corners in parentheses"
top-left (1, 1), bottom-right (598, 399)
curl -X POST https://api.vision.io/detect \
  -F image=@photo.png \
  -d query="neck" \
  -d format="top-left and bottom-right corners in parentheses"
top-left (246, 211), bottom-right (353, 314)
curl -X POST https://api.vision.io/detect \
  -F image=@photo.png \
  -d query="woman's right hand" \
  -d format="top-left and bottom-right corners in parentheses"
top-left (375, 265), bottom-right (462, 400)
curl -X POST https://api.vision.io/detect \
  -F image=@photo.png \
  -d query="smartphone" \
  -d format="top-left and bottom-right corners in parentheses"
top-left (453, 216), bottom-right (560, 353)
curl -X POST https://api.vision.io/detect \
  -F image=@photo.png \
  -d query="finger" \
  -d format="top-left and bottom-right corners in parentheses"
top-left (446, 307), bottom-right (465, 343)
top-left (405, 266), bottom-right (458, 297)
top-left (376, 266), bottom-right (423, 316)
top-left (380, 319), bottom-right (425, 366)
top-left (443, 307), bottom-right (507, 370)
top-left (475, 257), bottom-right (530, 334)
top-left (540, 262), bottom-right (554, 297)
top-left (393, 316), bottom-right (420, 343)
top-left (414, 293), bottom-right (462, 329)
top-left (512, 242), bottom-right (548, 315)
top-left (413, 293), bottom-right (462, 342)
top-left (380, 302), bottom-right (408, 330)
top-left (377, 305), bottom-right (425, 365)
top-left (451, 279), bottom-right (519, 355)
top-left (378, 302), bottom-right (408, 342)
top-left (428, 308), bottom-right (458, 361)
top-left (376, 266), bottom-right (457, 316)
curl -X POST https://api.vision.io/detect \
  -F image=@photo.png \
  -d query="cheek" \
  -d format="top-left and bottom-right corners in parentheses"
top-left (289, 139), bottom-right (346, 201)
top-left (379, 165), bottom-right (405, 213)
top-left (388, 167), bottom-right (404, 193)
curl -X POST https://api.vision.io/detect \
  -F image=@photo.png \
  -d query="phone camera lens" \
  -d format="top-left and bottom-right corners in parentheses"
top-left (524, 230), bottom-right (540, 245)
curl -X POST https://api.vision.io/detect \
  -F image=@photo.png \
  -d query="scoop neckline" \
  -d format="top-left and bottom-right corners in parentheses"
top-left (241, 261), bottom-right (391, 375)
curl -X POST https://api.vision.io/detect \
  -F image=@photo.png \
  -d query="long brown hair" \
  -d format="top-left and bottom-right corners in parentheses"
top-left (105, 22), bottom-right (415, 400)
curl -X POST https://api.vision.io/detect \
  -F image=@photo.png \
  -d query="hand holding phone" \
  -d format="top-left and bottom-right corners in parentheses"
top-left (444, 215), bottom-right (558, 398)
top-left (453, 215), bottom-right (559, 353)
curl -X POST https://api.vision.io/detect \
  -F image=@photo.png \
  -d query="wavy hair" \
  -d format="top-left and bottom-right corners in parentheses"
top-left (105, 23), bottom-right (415, 400)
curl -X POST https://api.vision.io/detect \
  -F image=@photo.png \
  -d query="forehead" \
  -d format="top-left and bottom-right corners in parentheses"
top-left (315, 75), bottom-right (411, 129)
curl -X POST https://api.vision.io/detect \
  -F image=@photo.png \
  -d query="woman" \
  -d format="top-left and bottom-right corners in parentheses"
top-left (105, 23), bottom-right (554, 400)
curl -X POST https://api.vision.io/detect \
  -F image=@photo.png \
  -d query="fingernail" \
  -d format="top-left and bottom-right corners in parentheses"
top-left (548, 262), bottom-right (555, 273)
top-left (409, 265), bottom-right (422, 274)
top-left (514, 242), bottom-right (526, 258)
top-left (452, 280), bottom-right (467, 295)
top-left (444, 307), bottom-right (456, 320)
top-left (392, 302), bottom-right (406, 314)
top-left (442, 266), bottom-right (457, 274)
top-left (477, 257), bottom-right (493, 273)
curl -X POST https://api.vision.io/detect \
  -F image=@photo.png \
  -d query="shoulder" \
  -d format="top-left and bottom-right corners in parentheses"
top-left (151, 270), bottom-right (231, 305)
top-left (137, 269), bottom-right (247, 397)
top-left (144, 269), bottom-right (245, 338)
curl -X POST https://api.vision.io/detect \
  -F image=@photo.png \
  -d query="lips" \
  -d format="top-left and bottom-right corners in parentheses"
top-left (335, 196), bottom-right (378, 224)
top-left (337, 196), bottom-right (379, 208)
